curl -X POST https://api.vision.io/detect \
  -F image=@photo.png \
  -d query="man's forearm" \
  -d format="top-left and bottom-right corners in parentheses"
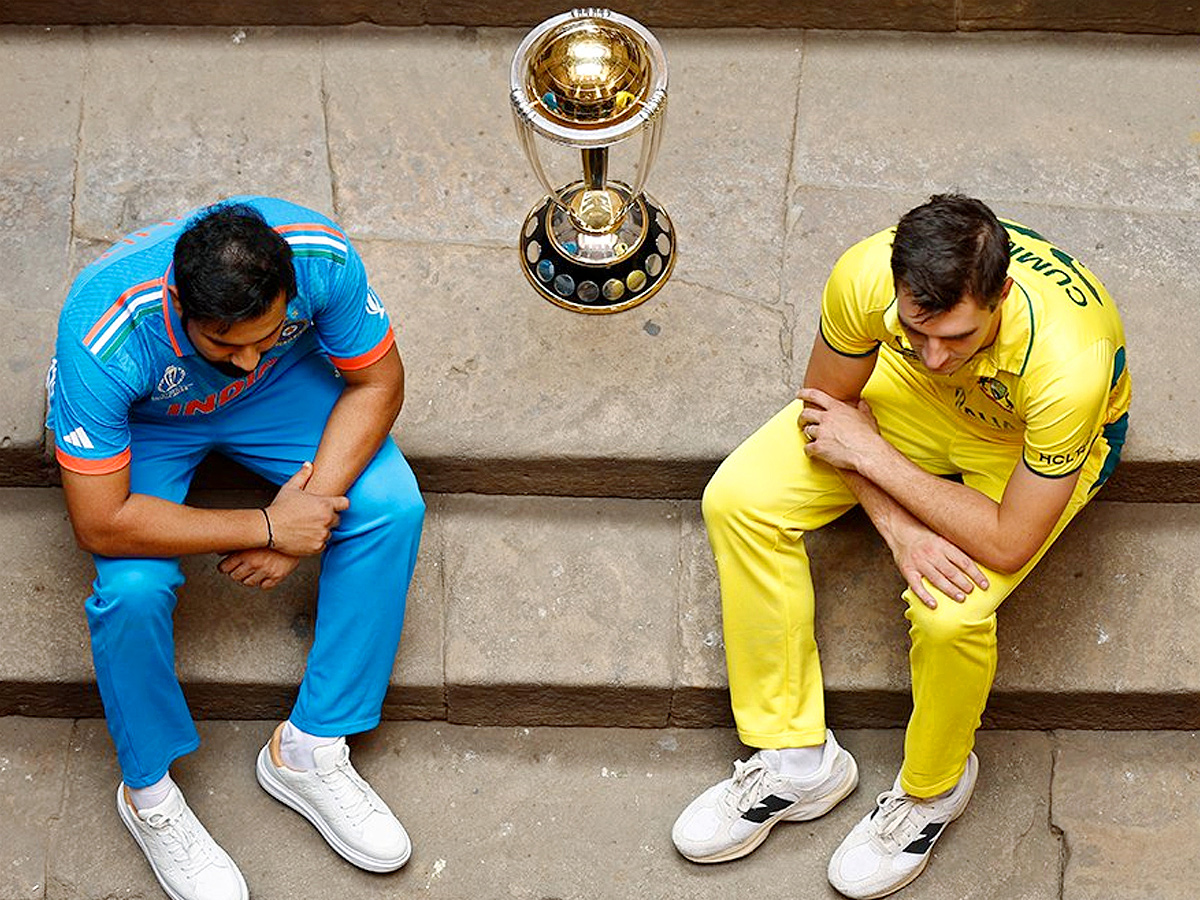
top-left (85, 495), bottom-right (269, 558)
top-left (305, 379), bottom-right (402, 497)
top-left (838, 467), bottom-right (916, 550)
top-left (856, 442), bottom-right (1008, 567)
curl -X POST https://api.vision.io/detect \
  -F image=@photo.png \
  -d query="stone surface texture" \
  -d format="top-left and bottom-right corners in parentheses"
top-left (0, 30), bottom-right (83, 457)
top-left (18, 720), bottom-right (1069, 900)
top-left (4, 0), bottom-right (1199, 32)
top-left (958, 0), bottom-right (1200, 34)
top-left (370, 241), bottom-right (790, 466)
top-left (6, 488), bottom-right (1200, 730)
top-left (0, 718), bottom-right (73, 900)
top-left (441, 494), bottom-right (680, 725)
top-left (0, 26), bottom-right (1195, 497)
top-left (73, 28), bottom-right (333, 242)
top-left (791, 33), bottom-right (1200, 213)
top-left (1054, 731), bottom-right (1200, 900)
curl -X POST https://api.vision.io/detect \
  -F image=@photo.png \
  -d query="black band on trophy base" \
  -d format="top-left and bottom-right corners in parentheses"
top-left (519, 192), bottom-right (675, 315)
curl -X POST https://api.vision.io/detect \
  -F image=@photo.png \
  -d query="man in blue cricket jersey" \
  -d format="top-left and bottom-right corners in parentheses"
top-left (48, 197), bottom-right (425, 900)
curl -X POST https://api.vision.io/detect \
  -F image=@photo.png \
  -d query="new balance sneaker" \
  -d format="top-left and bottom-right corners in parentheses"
top-left (256, 725), bottom-right (411, 872)
top-left (672, 730), bottom-right (859, 863)
top-left (828, 752), bottom-right (979, 899)
top-left (116, 783), bottom-right (249, 900)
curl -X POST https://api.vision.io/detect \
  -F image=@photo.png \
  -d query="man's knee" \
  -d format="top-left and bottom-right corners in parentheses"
top-left (89, 559), bottom-right (181, 621)
top-left (346, 450), bottom-right (425, 534)
top-left (701, 456), bottom-right (772, 533)
top-left (906, 594), bottom-right (997, 649)
top-left (701, 463), bottom-right (740, 530)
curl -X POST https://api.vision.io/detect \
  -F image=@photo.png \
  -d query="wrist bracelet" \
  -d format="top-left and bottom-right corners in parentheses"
top-left (261, 507), bottom-right (274, 549)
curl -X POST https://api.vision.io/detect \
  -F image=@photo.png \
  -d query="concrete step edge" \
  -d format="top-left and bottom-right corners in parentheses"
top-left (2, 450), bottom-right (1198, 503)
top-left (2, 1), bottom-right (1198, 34)
top-left (5, 490), bottom-right (1198, 735)
top-left (4, 682), bottom-right (1200, 731)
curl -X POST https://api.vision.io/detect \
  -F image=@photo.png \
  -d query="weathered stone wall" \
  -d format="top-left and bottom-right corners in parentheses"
top-left (2, 0), bottom-right (1199, 33)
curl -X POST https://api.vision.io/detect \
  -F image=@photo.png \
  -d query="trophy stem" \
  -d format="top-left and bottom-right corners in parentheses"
top-left (581, 147), bottom-right (608, 191)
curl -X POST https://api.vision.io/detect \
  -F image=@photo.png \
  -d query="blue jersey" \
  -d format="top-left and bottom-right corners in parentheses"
top-left (48, 196), bottom-right (394, 475)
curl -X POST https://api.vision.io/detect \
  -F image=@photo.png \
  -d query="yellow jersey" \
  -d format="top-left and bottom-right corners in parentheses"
top-left (819, 221), bottom-right (1131, 479)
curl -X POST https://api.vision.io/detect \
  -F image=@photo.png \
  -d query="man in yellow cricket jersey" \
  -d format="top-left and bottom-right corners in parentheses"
top-left (671, 194), bottom-right (1130, 898)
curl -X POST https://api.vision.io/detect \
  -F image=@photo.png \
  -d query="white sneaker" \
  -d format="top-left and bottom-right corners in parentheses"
top-left (116, 783), bottom-right (249, 900)
top-left (672, 730), bottom-right (859, 863)
top-left (828, 752), bottom-right (979, 899)
top-left (256, 725), bottom-right (411, 872)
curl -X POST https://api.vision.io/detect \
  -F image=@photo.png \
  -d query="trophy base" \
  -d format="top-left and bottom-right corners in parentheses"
top-left (518, 192), bottom-right (675, 314)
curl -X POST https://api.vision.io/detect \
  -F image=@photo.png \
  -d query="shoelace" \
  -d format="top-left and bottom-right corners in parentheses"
top-left (318, 745), bottom-right (387, 828)
top-left (144, 807), bottom-right (222, 873)
top-left (870, 789), bottom-right (925, 852)
top-left (725, 756), bottom-right (773, 815)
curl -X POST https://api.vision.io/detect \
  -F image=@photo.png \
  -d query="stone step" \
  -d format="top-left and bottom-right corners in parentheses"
top-left (3, 716), bottom-right (1198, 900)
top-left (4, 487), bottom-right (1198, 730)
top-left (4, 0), bottom-right (1199, 33)
top-left (2, 27), bottom-right (1199, 500)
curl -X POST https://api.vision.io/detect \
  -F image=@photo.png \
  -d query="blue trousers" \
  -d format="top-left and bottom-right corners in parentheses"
top-left (85, 352), bottom-right (425, 788)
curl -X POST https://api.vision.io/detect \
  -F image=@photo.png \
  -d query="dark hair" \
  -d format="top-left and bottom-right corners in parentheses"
top-left (173, 203), bottom-right (295, 331)
top-left (891, 194), bottom-right (1010, 314)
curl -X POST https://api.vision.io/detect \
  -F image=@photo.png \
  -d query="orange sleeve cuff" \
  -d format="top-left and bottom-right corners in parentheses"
top-left (329, 329), bottom-right (395, 371)
top-left (56, 446), bottom-right (132, 475)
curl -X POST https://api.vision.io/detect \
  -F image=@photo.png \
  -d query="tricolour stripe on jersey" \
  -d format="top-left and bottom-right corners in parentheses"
top-left (275, 223), bottom-right (345, 239)
top-left (86, 284), bottom-right (164, 361)
top-left (82, 278), bottom-right (163, 346)
top-left (285, 234), bottom-right (346, 252)
top-left (276, 223), bottom-right (348, 265)
top-left (285, 236), bottom-right (348, 264)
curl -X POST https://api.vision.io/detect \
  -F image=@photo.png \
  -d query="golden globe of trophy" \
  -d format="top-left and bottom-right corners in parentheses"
top-left (510, 8), bottom-right (674, 314)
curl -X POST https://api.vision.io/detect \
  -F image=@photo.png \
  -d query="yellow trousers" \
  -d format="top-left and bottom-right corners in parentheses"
top-left (703, 351), bottom-right (1122, 797)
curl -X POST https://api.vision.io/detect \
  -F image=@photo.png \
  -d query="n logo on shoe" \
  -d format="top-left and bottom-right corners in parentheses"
top-left (903, 821), bottom-right (945, 855)
top-left (742, 795), bottom-right (792, 823)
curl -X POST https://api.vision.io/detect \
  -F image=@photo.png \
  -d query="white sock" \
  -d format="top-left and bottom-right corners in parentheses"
top-left (128, 772), bottom-right (176, 811)
top-left (776, 744), bottom-right (826, 777)
top-left (279, 720), bottom-right (340, 771)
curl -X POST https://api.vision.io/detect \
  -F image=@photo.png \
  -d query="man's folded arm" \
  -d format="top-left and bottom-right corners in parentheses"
top-left (62, 465), bottom-right (269, 558)
top-left (61, 461), bottom-right (345, 559)
top-left (801, 333), bottom-right (919, 547)
top-left (854, 446), bottom-right (1079, 575)
top-left (801, 334), bottom-right (994, 603)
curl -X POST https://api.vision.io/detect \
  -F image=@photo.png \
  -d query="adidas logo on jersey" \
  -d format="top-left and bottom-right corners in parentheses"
top-left (62, 427), bottom-right (95, 450)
